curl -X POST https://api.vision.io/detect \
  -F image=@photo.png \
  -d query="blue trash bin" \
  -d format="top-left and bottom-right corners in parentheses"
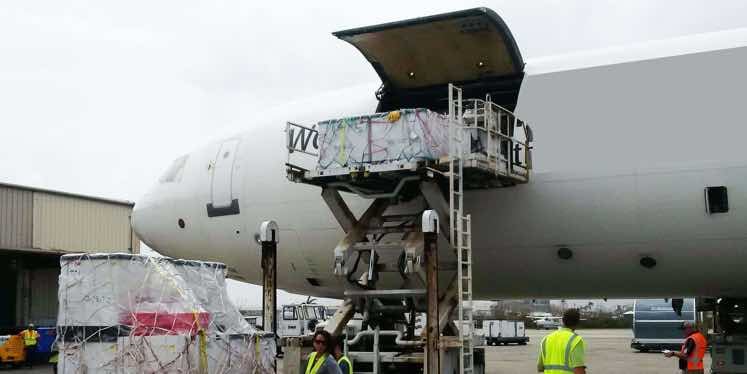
top-left (36, 327), bottom-right (56, 353)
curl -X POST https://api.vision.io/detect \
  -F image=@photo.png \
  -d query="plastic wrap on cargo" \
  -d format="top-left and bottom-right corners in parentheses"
top-left (57, 253), bottom-right (275, 374)
top-left (317, 108), bottom-right (449, 171)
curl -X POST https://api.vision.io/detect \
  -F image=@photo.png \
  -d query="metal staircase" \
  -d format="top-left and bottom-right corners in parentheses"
top-left (449, 84), bottom-right (474, 374)
top-left (458, 214), bottom-right (474, 373)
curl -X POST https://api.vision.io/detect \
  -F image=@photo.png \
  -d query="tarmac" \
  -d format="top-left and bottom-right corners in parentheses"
top-left (485, 328), bottom-right (711, 373)
top-left (11, 329), bottom-right (709, 373)
top-left (1, 366), bottom-right (53, 374)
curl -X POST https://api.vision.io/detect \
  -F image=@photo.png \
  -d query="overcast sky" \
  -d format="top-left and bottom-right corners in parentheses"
top-left (2, 0), bottom-right (746, 308)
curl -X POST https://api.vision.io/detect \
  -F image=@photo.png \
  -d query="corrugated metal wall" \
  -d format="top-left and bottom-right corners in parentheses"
top-left (0, 260), bottom-right (17, 326)
top-left (28, 268), bottom-right (58, 326)
top-left (0, 186), bottom-right (33, 250)
top-left (1, 185), bottom-right (137, 254)
top-left (1, 184), bottom-right (138, 327)
top-left (32, 192), bottom-right (134, 253)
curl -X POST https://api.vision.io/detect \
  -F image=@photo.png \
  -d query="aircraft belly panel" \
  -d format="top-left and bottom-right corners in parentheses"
top-left (268, 165), bottom-right (747, 299)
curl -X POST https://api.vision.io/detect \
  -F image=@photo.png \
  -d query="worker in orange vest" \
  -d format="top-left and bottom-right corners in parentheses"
top-left (664, 321), bottom-right (707, 373)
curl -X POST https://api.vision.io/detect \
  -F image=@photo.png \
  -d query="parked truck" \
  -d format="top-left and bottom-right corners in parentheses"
top-left (630, 298), bottom-right (695, 352)
top-left (484, 320), bottom-right (529, 346)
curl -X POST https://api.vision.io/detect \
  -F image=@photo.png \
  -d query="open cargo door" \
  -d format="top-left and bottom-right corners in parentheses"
top-left (334, 8), bottom-right (525, 111)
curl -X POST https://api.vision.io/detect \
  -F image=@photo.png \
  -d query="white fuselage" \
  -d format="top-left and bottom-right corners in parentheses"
top-left (132, 28), bottom-right (747, 299)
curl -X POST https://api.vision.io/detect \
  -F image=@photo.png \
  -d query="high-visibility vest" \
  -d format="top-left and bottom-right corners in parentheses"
top-left (337, 355), bottom-right (353, 374)
top-left (20, 329), bottom-right (38, 346)
top-left (305, 352), bottom-right (328, 374)
top-left (540, 328), bottom-right (583, 373)
top-left (681, 331), bottom-right (707, 370)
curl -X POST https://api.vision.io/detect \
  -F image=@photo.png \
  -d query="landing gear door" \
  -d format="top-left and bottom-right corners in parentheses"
top-left (207, 138), bottom-right (241, 217)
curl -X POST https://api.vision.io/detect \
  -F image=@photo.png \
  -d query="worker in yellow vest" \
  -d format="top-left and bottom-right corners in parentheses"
top-left (18, 323), bottom-right (40, 368)
top-left (49, 342), bottom-right (59, 374)
top-left (537, 309), bottom-right (587, 374)
top-left (664, 321), bottom-right (707, 373)
top-left (333, 338), bottom-right (353, 374)
top-left (305, 330), bottom-right (342, 374)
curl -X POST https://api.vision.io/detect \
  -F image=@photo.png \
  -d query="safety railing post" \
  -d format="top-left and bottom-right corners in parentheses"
top-left (259, 220), bottom-right (279, 369)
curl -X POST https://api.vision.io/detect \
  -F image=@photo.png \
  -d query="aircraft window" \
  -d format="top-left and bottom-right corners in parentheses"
top-left (705, 186), bottom-right (728, 214)
top-left (640, 256), bottom-right (657, 269)
top-left (282, 306), bottom-right (297, 320)
top-left (557, 247), bottom-right (573, 260)
top-left (159, 155), bottom-right (189, 183)
top-left (306, 278), bottom-right (320, 287)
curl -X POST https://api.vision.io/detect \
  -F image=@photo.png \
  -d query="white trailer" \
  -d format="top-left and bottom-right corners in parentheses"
top-left (278, 303), bottom-right (328, 337)
top-left (484, 320), bottom-right (529, 346)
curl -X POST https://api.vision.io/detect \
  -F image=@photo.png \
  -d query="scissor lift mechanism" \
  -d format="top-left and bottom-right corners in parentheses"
top-left (284, 84), bottom-right (533, 373)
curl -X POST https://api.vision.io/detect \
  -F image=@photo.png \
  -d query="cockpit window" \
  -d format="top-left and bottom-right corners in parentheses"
top-left (159, 155), bottom-right (188, 183)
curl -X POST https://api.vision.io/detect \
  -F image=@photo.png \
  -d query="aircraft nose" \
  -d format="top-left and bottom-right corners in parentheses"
top-left (133, 153), bottom-right (198, 255)
top-left (131, 189), bottom-right (163, 250)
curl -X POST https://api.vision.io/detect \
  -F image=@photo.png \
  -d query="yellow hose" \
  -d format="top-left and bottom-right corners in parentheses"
top-left (198, 328), bottom-right (208, 374)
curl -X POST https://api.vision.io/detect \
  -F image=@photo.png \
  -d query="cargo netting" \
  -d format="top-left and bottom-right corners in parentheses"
top-left (56, 253), bottom-right (275, 373)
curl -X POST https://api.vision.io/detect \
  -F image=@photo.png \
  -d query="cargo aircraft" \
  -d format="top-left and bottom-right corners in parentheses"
top-left (132, 9), bottom-right (747, 306)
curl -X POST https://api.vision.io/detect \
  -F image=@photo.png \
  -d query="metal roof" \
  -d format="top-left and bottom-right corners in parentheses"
top-left (0, 181), bottom-right (134, 207)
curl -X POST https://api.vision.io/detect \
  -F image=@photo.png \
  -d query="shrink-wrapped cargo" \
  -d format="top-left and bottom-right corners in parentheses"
top-left (317, 109), bottom-right (450, 172)
top-left (57, 253), bottom-right (275, 373)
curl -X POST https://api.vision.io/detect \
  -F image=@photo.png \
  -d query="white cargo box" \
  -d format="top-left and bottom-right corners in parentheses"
top-left (59, 341), bottom-right (119, 374)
